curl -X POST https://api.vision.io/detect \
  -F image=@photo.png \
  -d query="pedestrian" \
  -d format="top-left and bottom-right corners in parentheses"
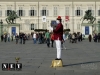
top-left (61, 31), bottom-right (66, 50)
top-left (11, 33), bottom-right (14, 41)
top-left (7, 33), bottom-right (10, 42)
top-left (4, 34), bottom-right (7, 42)
top-left (15, 33), bottom-right (19, 44)
top-left (88, 34), bottom-right (92, 42)
top-left (53, 16), bottom-right (63, 60)
top-left (19, 33), bottom-right (22, 44)
top-left (45, 30), bottom-right (50, 47)
top-left (50, 32), bottom-right (54, 47)
top-left (1, 34), bottom-right (3, 42)
top-left (33, 32), bottom-right (37, 44)
top-left (23, 34), bottom-right (26, 44)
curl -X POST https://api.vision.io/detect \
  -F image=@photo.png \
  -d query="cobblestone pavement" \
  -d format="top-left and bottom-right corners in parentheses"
top-left (0, 40), bottom-right (100, 75)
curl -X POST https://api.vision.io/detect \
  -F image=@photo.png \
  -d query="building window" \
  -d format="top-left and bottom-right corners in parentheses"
top-left (18, 7), bottom-right (25, 16)
top-left (31, 24), bottom-right (34, 30)
top-left (29, 7), bottom-right (37, 16)
top-left (65, 7), bottom-right (69, 16)
top-left (54, 7), bottom-right (58, 16)
top-left (40, 7), bottom-right (49, 16)
top-left (19, 10), bottom-right (23, 16)
top-left (42, 10), bottom-right (46, 16)
top-left (0, 10), bottom-right (2, 17)
top-left (7, 10), bottom-right (12, 16)
top-left (98, 10), bottom-right (100, 16)
top-left (75, 7), bottom-right (80, 16)
top-left (6, 7), bottom-right (12, 16)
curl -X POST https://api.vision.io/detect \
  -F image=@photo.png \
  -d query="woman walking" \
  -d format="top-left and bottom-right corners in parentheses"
top-left (50, 32), bottom-right (54, 47)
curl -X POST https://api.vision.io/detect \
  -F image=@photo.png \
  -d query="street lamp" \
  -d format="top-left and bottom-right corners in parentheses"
top-left (0, 19), bottom-right (3, 34)
top-left (98, 21), bottom-right (100, 33)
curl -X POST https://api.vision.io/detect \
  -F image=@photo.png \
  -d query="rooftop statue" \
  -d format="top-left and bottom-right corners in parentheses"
top-left (6, 10), bottom-right (21, 24)
top-left (80, 10), bottom-right (96, 24)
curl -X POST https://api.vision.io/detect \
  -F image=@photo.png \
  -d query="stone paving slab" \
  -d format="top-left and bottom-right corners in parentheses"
top-left (0, 40), bottom-right (100, 75)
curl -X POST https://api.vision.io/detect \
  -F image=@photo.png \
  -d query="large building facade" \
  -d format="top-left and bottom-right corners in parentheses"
top-left (0, 1), bottom-right (100, 34)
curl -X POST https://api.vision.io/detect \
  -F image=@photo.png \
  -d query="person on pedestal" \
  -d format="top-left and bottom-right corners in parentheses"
top-left (53, 16), bottom-right (63, 60)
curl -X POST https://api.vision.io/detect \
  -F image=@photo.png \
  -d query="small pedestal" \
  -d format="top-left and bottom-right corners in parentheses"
top-left (51, 60), bottom-right (63, 68)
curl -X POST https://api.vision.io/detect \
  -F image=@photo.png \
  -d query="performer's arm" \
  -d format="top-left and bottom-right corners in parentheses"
top-left (53, 24), bottom-right (61, 33)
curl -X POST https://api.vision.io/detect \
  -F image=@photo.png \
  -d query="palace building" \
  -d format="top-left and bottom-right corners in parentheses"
top-left (0, 0), bottom-right (100, 35)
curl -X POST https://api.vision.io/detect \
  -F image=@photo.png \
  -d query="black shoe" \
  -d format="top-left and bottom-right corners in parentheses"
top-left (55, 58), bottom-right (58, 60)
top-left (55, 58), bottom-right (62, 60)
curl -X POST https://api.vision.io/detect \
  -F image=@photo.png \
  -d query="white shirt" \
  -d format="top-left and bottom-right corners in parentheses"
top-left (33, 34), bottom-right (36, 38)
top-left (63, 34), bottom-right (66, 41)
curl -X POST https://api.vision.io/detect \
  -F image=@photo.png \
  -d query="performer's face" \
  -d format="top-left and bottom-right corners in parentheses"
top-left (56, 20), bottom-right (60, 24)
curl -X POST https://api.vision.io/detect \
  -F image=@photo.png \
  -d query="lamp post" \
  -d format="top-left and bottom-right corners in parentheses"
top-left (0, 19), bottom-right (3, 32)
top-left (0, 19), bottom-right (3, 41)
top-left (98, 21), bottom-right (100, 33)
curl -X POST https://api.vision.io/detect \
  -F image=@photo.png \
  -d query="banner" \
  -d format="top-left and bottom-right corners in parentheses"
top-left (42, 16), bottom-right (46, 22)
top-left (65, 16), bottom-right (69, 21)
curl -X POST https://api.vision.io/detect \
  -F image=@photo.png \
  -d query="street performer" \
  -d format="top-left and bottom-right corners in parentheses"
top-left (53, 16), bottom-right (63, 60)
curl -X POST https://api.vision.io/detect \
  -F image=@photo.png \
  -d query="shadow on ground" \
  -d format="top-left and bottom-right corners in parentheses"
top-left (63, 60), bottom-right (100, 67)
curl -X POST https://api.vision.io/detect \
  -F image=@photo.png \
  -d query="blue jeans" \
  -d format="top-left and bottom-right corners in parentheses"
top-left (8, 37), bottom-right (10, 42)
top-left (33, 38), bottom-right (36, 44)
top-left (38, 38), bottom-right (42, 44)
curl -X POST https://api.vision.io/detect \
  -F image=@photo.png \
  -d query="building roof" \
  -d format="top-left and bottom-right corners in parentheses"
top-left (0, 0), bottom-right (100, 2)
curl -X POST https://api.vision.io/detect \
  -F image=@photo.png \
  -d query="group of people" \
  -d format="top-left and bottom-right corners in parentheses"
top-left (68, 32), bottom-right (83, 43)
top-left (88, 33), bottom-right (100, 42)
top-left (0, 33), bottom-right (30, 44)
top-left (1, 33), bottom-right (14, 42)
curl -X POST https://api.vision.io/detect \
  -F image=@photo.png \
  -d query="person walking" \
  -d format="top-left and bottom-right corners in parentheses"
top-left (53, 16), bottom-right (63, 60)
top-left (23, 33), bottom-right (26, 44)
top-left (4, 34), bottom-right (7, 42)
top-left (33, 32), bottom-right (37, 44)
top-left (61, 31), bottom-right (66, 50)
top-left (1, 34), bottom-right (3, 42)
top-left (7, 33), bottom-right (10, 42)
top-left (88, 34), bottom-right (92, 42)
top-left (45, 30), bottom-right (50, 47)
top-left (15, 33), bottom-right (19, 44)
top-left (19, 33), bottom-right (23, 44)
top-left (50, 32), bottom-right (54, 47)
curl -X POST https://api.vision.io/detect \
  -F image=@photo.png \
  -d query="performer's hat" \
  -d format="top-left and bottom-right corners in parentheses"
top-left (57, 16), bottom-right (62, 20)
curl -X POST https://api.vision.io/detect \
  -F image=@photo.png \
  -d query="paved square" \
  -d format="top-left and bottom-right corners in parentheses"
top-left (0, 40), bottom-right (100, 75)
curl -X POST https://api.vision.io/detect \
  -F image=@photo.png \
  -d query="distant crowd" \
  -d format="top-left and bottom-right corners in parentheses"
top-left (1, 31), bottom-right (100, 46)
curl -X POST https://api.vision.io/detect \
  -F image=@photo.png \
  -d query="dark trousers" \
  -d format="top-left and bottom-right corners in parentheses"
top-left (51, 40), bottom-right (54, 47)
top-left (20, 38), bottom-right (22, 44)
top-left (16, 39), bottom-right (18, 44)
top-left (1, 37), bottom-right (3, 42)
top-left (23, 39), bottom-right (25, 44)
top-left (46, 38), bottom-right (50, 47)
top-left (4, 38), bottom-right (7, 42)
top-left (12, 37), bottom-right (13, 41)
top-left (89, 39), bottom-right (92, 42)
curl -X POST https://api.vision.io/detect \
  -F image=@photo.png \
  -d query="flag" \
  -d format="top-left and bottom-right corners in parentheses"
top-left (42, 16), bottom-right (46, 22)
top-left (65, 16), bottom-right (69, 21)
